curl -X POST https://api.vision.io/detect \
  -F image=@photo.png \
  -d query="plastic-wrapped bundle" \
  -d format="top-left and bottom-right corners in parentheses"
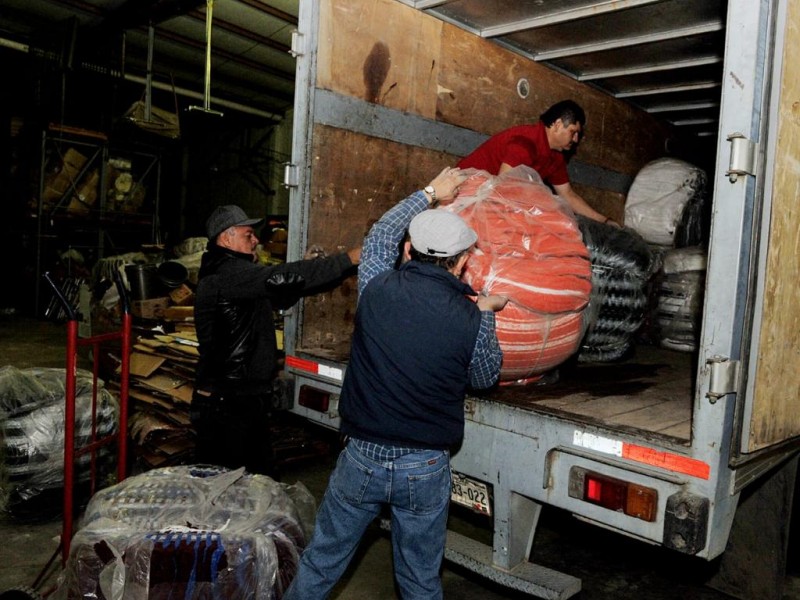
top-left (656, 246), bottom-right (707, 352)
top-left (576, 218), bottom-right (660, 362)
top-left (55, 465), bottom-right (316, 600)
top-left (0, 367), bottom-right (118, 515)
top-left (624, 158), bottom-right (708, 247)
top-left (451, 166), bottom-right (592, 382)
top-left (0, 365), bottom-right (88, 415)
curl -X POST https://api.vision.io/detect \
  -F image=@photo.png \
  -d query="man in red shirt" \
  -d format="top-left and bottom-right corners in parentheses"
top-left (458, 100), bottom-right (617, 225)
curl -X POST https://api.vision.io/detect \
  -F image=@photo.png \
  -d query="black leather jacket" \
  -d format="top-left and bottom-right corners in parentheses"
top-left (194, 243), bottom-right (354, 395)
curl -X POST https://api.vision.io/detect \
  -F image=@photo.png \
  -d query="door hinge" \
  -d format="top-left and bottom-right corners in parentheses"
top-left (283, 163), bottom-right (299, 188)
top-left (726, 133), bottom-right (757, 183)
top-left (706, 357), bottom-right (740, 403)
top-left (290, 30), bottom-right (305, 58)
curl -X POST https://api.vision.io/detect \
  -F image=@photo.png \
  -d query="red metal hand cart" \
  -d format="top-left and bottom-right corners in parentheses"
top-left (0, 273), bottom-right (132, 600)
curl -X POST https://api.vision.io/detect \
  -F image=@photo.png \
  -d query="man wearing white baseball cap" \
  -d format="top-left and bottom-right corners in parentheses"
top-left (286, 167), bottom-right (507, 600)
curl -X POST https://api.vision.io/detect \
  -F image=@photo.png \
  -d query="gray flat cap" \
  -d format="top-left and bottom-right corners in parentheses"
top-left (206, 205), bottom-right (264, 239)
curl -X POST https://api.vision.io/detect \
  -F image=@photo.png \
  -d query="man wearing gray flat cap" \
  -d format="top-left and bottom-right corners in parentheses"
top-left (285, 167), bottom-right (507, 600)
top-left (192, 204), bottom-right (361, 477)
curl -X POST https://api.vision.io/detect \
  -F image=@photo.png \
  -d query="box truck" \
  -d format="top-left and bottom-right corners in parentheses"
top-left (281, 1), bottom-right (800, 598)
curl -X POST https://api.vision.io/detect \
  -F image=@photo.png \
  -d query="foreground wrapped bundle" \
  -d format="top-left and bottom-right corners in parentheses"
top-left (452, 167), bottom-right (592, 382)
top-left (56, 465), bottom-right (316, 600)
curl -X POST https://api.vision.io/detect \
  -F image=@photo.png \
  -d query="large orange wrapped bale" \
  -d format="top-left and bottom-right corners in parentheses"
top-left (449, 167), bottom-right (592, 382)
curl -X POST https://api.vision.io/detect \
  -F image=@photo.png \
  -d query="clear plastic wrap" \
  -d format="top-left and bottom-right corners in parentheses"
top-left (623, 157), bottom-right (708, 247)
top-left (54, 465), bottom-right (316, 600)
top-left (655, 246), bottom-right (707, 352)
top-left (577, 217), bottom-right (661, 362)
top-left (0, 367), bottom-right (119, 515)
top-left (449, 166), bottom-right (593, 382)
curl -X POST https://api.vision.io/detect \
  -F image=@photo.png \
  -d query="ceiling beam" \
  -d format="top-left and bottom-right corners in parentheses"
top-left (234, 0), bottom-right (297, 26)
top-left (533, 21), bottom-right (724, 61)
top-left (101, 0), bottom-right (207, 30)
top-left (578, 56), bottom-right (722, 81)
top-left (479, 0), bottom-right (664, 38)
top-left (149, 27), bottom-right (294, 82)
top-left (185, 9), bottom-right (291, 54)
top-left (615, 82), bottom-right (721, 98)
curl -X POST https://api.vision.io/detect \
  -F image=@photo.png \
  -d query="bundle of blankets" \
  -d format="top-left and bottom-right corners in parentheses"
top-left (450, 166), bottom-right (657, 383)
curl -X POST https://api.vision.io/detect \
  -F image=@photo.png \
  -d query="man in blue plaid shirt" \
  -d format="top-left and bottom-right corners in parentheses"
top-left (286, 167), bottom-right (506, 600)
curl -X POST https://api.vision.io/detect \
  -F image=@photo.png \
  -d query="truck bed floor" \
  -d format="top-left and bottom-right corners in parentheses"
top-left (476, 343), bottom-right (695, 444)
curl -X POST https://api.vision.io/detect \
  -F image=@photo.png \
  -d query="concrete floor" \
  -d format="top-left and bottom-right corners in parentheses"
top-left (1, 316), bottom-right (798, 599)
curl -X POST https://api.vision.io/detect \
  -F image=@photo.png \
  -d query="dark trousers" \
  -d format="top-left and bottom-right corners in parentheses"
top-left (190, 390), bottom-right (276, 477)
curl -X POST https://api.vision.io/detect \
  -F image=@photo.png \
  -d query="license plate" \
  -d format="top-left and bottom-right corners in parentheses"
top-left (451, 472), bottom-right (492, 516)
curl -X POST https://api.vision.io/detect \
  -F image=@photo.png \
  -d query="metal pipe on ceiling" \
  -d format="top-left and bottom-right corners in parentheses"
top-left (0, 35), bottom-right (282, 122)
top-left (127, 74), bottom-right (282, 121)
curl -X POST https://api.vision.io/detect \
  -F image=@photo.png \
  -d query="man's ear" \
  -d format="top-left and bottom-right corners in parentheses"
top-left (454, 252), bottom-right (470, 274)
top-left (552, 118), bottom-right (564, 131)
top-left (216, 229), bottom-right (232, 250)
top-left (402, 240), bottom-right (412, 262)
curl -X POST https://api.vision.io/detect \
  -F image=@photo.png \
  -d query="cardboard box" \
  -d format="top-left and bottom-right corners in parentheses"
top-left (163, 306), bottom-right (194, 321)
top-left (43, 147), bottom-right (88, 205)
top-left (132, 297), bottom-right (170, 320)
top-left (169, 284), bottom-right (194, 306)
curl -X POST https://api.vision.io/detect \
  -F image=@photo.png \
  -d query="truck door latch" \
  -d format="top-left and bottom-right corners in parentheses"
top-left (706, 357), bottom-right (740, 403)
top-left (726, 133), bottom-right (756, 183)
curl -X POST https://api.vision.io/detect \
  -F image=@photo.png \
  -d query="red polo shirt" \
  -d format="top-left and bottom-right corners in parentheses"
top-left (457, 122), bottom-right (569, 186)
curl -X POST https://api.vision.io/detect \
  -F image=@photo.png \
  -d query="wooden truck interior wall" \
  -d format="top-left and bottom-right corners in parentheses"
top-left (748, 0), bottom-right (800, 452)
top-left (297, 0), bottom-right (693, 442)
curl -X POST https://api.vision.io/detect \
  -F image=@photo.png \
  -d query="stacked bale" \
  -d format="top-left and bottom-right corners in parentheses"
top-left (624, 158), bottom-right (710, 353)
top-left (576, 217), bottom-right (660, 362)
top-left (453, 167), bottom-right (593, 382)
top-left (655, 246), bottom-right (707, 352)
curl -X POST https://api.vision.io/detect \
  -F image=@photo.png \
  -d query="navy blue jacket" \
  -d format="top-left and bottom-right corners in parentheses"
top-left (340, 261), bottom-right (482, 448)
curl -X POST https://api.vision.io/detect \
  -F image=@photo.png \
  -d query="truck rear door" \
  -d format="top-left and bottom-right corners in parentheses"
top-left (699, 0), bottom-right (800, 461)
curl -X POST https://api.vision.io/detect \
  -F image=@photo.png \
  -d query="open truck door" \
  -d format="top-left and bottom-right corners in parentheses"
top-left (698, 0), bottom-right (800, 466)
top-left (694, 1), bottom-right (800, 597)
top-left (729, 0), bottom-right (800, 457)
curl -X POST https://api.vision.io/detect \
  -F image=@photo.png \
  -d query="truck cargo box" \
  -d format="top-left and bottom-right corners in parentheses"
top-left (283, 1), bottom-right (800, 598)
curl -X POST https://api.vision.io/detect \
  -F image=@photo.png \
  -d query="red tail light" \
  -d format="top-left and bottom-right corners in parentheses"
top-left (569, 467), bottom-right (658, 522)
top-left (298, 385), bottom-right (331, 412)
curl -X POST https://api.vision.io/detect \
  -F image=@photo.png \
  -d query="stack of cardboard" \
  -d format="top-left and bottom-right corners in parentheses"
top-left (125, 320), bottom-right (198, 469)
top-left (100, 251), bottom-right (330, 472)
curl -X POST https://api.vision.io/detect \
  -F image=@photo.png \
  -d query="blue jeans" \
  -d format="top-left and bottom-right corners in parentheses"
top-left (284, 440), bottom-right (451, 600)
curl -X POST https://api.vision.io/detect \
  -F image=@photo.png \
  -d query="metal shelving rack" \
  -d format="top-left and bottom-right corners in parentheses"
top-left (34, 124), bottom-right (162, 315)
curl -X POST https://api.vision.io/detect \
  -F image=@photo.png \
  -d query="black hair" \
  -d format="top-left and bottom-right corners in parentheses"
top-left (409, 247), bottom-right (467, 270)
top-left (540, 100), bottom-right (586, 128)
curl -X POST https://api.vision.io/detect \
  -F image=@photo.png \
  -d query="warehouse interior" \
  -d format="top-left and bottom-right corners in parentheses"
top-left (0, 0), bottom-right (729, 316)
top-left (0, 0), bottom-right (799, 598)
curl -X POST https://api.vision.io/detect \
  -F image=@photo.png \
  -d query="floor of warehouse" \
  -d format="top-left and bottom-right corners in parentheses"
top-left (1, 315), bottom-right (798, 599)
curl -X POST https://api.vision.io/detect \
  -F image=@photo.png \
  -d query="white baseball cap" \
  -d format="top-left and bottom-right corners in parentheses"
top-left (408, 210), bottom-right (477, 257)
